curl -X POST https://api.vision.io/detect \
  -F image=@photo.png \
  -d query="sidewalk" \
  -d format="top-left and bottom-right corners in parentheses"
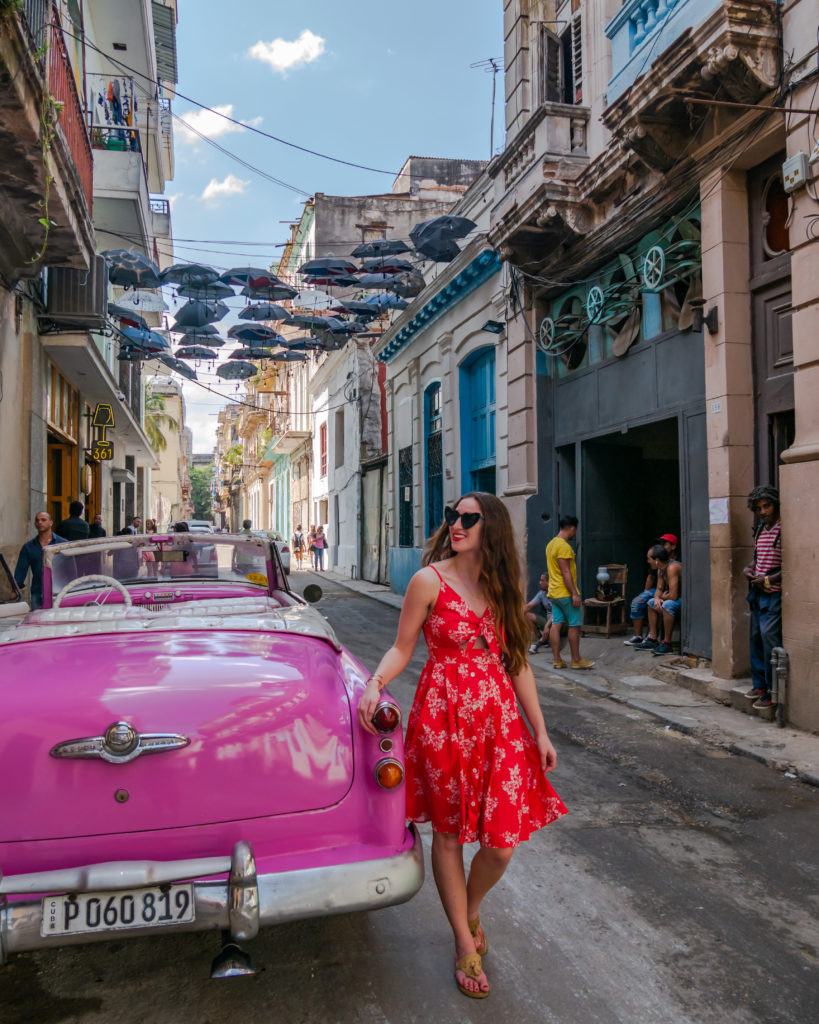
top-left (313, 568), bottom-right (819, 788)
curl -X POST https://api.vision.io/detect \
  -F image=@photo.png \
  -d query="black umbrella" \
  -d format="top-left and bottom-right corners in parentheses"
top-left (216, 361), bottom-right (257, 380)
top-left (172, 299), bottom-right (228, 329)
top-left (174, 322), bottom-right (219, 335)
top-left (102, 249), bottom-right (162, 289)
top-left (159, 353), bottom-right (198, 380)
top-left (108, 302), bottom-right (148, 329)
top-left (351, 239), bottom-right (412, 258)
top-left (241, 282), bottom-right (298, 301)
top-left (288, 313), bottom-right (332, 330)
top-left (229, 347), bottom-right (275, 359)
top-left (266, 350), bottom-right (309, 362)
top-left (176, 281), bottom-right (236, 301)
top-left (388, 271), bottom-right (425, 298)
top-left (361, 257), bottom-right (415, 274)
top-left (280, 336), bottom-right (324, 350)
top-left (361, 292), bottom-right (409, 311)
top-left (175, 346), bottom-right (219, 360)
top-left (173, 327), bottom-right (224, 347)
top-left (227, 324), bottom-right (285, 343)
top-left (238, 303), bottom-right (293, 322)
top-left (298, 274), bottom-right (361, 287)
top-left (160, 263), bottom-right (220, 287)
top-left (410, 215), bottom-right (476, 261)
top-left (325, 318), bottom-right (368, 335)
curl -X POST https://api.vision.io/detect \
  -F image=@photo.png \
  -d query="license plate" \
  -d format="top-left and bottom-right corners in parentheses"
top-left (40, 884), bottom-right (195, 937)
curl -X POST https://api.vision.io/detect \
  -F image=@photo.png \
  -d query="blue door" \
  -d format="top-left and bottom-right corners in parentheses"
top-left (459, 348), bottom-right (496, 495)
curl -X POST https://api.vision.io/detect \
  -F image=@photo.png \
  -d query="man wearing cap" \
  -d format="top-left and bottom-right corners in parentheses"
top-left (657, 533), bottom-right (678, 558)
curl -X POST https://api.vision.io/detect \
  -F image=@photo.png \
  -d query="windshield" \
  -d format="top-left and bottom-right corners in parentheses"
top-left (49, 536), bottom-right (275, 596)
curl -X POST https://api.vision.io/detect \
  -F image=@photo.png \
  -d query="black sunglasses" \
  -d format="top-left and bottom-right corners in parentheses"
top-left (444, 506), bottom-right (484, 530)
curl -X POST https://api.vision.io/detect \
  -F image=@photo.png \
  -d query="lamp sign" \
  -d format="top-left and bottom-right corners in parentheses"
top-left (90, 403), bottom-right (115, 462)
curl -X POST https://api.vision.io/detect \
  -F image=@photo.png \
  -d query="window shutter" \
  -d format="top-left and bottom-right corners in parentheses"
top-left (572, 13), bottom-right (583, 103)
top-left (541, 27), bottom-right (562, 104)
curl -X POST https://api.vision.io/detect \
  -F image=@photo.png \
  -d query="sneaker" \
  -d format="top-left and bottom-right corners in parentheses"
top-left (570, 658), bottom-right (595, 670)
top-left (744, 687), bottom-right (765, 699)
top-left (529, 642), bottom-right (541, 655)
top-left (636, 637), bottom-right (658, 650)
top-left (623, 635), bottom-right (644, 646)
top-left (652, 642), bottom-right (671, 656)
top-left (752, 696), bottom-right (774, 709)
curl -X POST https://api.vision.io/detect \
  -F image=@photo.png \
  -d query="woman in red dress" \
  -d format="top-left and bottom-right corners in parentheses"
top-left (358, 492), bottom-right (567, 999)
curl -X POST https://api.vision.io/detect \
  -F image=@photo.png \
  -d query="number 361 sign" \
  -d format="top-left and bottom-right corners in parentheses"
top-left (89, 404), bottom-right (115, 462)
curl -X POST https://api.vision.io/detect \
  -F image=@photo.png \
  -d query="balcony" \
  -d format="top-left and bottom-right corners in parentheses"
top-left (0, 0), bottom-right (95, 280)
top-left (603, 0), bottom-right (780, 172)
top-left (488, 101), bottom-right (591, 267)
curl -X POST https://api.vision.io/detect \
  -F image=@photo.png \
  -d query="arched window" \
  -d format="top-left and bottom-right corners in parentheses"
top-left (424, 383), bottom-right (443, 536)
top-left (459, 347), bottom-right (496, 494)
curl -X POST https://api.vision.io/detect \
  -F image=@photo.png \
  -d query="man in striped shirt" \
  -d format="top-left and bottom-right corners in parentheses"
top-left (743, 486), bottom-right (782, 709)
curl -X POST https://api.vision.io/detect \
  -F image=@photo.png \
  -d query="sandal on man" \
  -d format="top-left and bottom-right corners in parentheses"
top-left (553, 660), bottom-right (567, 669)
top-left (455, 952), bottom-right (489, 999)
top-left (468, 916), bottom-right (488, 955)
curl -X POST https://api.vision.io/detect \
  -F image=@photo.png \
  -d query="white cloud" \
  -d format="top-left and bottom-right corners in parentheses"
top-left (200, 174), bottom-right (249, 202)
top-left (248, 29), bottom-right (325, 74)
top-left (176, 105), bottom-right (262, 144)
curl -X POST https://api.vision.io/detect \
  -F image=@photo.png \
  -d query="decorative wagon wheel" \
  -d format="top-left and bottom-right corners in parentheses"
top-left (537, 316), bottom-right (556, 353)
top-left (585, 286), bottom-right (605, 324)
top-left (642, 245), bottom-right (666, 290)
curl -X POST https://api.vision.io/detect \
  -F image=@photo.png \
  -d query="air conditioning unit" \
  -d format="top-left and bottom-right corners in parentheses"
top-left (42, 254), bottom-right (108, 330)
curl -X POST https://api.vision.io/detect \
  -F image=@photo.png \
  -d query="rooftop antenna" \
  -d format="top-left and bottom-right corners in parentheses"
top-left (470, 57), bottom-right (503, 159)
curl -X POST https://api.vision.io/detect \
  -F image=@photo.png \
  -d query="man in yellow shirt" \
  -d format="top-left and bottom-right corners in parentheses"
top-left (545, 516), bottom-right (594, 670)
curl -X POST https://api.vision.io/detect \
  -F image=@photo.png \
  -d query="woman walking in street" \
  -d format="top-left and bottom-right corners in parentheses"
top-left (313, 525), bottom-right (326, 571)
top-left (357, 492), bottom-right (567, 999)
top-left (307, 525), bottom-right (317, 569)
top-left (293, 524), bottom-right (306, 570)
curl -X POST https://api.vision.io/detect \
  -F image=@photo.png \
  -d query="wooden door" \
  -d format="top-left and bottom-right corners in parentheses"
top-left (47, 443), bottom-right (77, 525)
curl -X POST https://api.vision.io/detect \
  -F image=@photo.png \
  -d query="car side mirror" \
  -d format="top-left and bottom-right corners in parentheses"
top-left (303, 584), bottom-right (322, 604)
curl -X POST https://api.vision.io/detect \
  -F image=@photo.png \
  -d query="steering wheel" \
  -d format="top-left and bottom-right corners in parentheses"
top-left (53, 575), bottom-right (133, 609)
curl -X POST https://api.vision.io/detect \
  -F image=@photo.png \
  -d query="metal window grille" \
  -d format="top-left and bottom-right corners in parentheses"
top-left (320, 422), bottom-right (327, 477)
top-left (398, 445), bottom-right (413, 547)
top-left (426, 430), bottom-right (443, 534)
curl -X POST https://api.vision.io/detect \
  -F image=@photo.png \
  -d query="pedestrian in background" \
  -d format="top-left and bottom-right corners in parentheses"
top-left (293, 524), bottom-right (305, 569)
top-left (624, 547), bottom-right (659, 646)
top-left (525, 571), bottom-right (553, 654)
top-left (743, 486), bottom-right (782, 709)
top-left (357, 492), bottom-right (566, 1000)
top-left (88, 513), bottom-right (106, 538)
top-left (546, 516), bottom-right (594, 670)
top-left (240, 519), bottom-right (252, 536)
top-left (313, 525), bottom-right (326, 571)
top-left (307, 525), bottom-right (317, 568)
top-left (56, 500), bottom-right (90, 542)
top-left (14, 512), bottom-right (66, 609)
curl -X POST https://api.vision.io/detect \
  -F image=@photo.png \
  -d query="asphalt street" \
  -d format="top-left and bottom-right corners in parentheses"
top-left (2, 572), bottom-right (817, 1024)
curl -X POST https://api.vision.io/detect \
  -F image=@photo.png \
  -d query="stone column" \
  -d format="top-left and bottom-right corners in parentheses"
top-left (699, 169), bottom-right (755, 679)
top-left (779, 9), bottom-right (819, 729)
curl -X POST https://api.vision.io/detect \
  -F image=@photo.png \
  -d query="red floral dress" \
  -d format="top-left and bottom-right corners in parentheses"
top-left (404, 567), bottom-right (568, 847)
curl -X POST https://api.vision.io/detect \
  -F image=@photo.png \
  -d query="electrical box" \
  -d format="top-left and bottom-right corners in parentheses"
top-left (782, 151), bottom-right (809, 193)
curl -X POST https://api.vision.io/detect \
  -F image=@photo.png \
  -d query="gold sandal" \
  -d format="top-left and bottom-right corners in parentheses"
top-left (468, 916), bottom-right (488, 955)
top-left (455, 952), bottom-right (489, 999)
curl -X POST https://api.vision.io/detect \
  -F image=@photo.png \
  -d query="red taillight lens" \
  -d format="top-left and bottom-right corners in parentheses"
top-left (372, 702), bottom-right (401, 733)
top-left (375, 758), bottom-right (404, 789)
top-left (282, 545), bottom-right (290, 553)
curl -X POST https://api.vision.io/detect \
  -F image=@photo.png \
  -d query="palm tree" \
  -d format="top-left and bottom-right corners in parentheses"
top-left (144, 391), bottom-right (179, 452)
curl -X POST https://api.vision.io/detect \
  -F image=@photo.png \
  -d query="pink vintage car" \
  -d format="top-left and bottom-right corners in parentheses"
top-left (0, 534), bottom-right (422, 976)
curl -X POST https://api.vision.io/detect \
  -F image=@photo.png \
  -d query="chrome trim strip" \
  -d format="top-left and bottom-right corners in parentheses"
top-left (50, 724), bottom-right (190, 764)
top-left (0, 828), bottom-right (424, 964)
top-left (0, 856), bottom-right (232, 896)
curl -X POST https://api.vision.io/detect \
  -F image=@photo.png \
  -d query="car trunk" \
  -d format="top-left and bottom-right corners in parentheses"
top-left (0, 631), bottom-right (353, 843)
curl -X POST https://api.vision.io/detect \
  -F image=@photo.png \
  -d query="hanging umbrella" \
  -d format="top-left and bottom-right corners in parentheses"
top-left (298, 274), bottom-right (360, 288)
top-left (238, 303), bottom-right (293, 322)
top-left (175, 345), bottom-right (219, 360)
top-left (298, 257), bottom-right (358, 277)
top-left (360, 257), bottom-right (414, 274)
top-left (160, 263), bottom-right (220, 287)
top-left (410, 216), bottom-right (476, 261)
top-left (102, 249), bottom-right (162, 289)
top-left (227, 324), bottom-right (284, 343)
top-left (293, 289), bottom-right (334, 310)
top-left (117, 347), bottom-right (142, 362)
top-left (241, 283), bottom-right (298, 302)
top-left (159, 354), bottom-right (198, 380)
top-left (172, 299), bottom-right (228, 329)
top-left (388, 271), bottom-right (425, 298)
top-left (219, 268), bottom-right (281, 288)
top-left (108, 303), bottom-right (148, 329)
top-left (325, 318), bottom-right (368, 335)
top-left (362, 292), bottom-right (409, 310)
top-left (351, 239), bottom-right (411, 258)
top-left (216, 361), bottom-right (257, 380)
top-left (280, 335), bottom-right (324, 350)
top-left (331, 299), bottom-right (380, 315)
top-left (229, 347), bottom-right (275, 359)
top-left (120, 327), bottom-right (170, 352)
top-left (288, 313), bottom-right (332, 330)
top-left (173, 324), bottom-right (223, 341)
top-left (112, 289), bottom-right (169, 312)
top-left (176, 281), bottom-right (236, 301)
top-left (266, 350), bottom-right (309, 362)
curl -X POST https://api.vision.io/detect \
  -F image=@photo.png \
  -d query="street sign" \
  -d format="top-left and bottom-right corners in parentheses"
top-left (90, 440), bottom-right (114, 462)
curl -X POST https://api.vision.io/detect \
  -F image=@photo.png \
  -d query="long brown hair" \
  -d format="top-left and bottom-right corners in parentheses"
top-left (422, 492), bottom-right (530, 674)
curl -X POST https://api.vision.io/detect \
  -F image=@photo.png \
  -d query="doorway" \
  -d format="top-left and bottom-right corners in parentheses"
top-left (47, 441), bottom-right (78, 525)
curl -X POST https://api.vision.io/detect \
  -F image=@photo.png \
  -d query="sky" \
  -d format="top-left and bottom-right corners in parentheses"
top-left (162, 0), bottom-right (505, 449)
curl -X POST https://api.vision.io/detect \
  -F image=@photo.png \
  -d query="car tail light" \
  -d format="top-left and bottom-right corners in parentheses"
top-left (282, 545), bottom-right (290, 553)
top-left (372, 702), bottom-right (401, 734)
top-left (375, 758), bottom-right (404, 789)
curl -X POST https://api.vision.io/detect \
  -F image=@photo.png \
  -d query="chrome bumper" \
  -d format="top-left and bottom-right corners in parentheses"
top-left (0, 827), bottom-right (423, 964)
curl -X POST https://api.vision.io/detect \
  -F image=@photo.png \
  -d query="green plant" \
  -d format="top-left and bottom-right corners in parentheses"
top-left (222, 442), bottom-right (243, 468)
top-left (144, 391), bottom-right (179, 453)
